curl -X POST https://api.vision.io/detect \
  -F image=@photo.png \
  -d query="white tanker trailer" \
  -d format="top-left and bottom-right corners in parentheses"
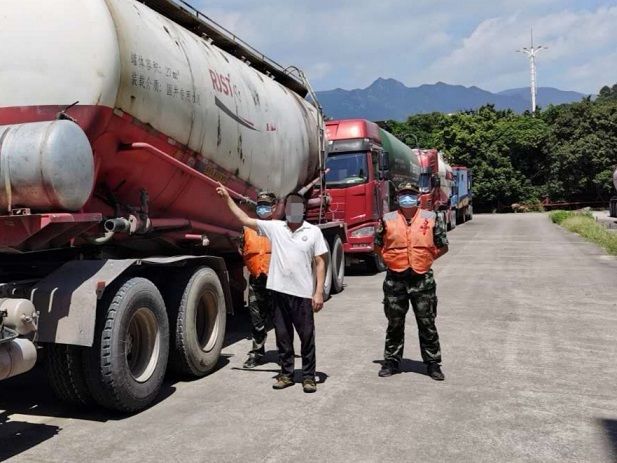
top-left (0, 0), bottom-right (345, 411)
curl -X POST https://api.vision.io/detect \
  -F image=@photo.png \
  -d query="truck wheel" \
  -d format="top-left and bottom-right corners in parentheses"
top-left (366, 253), bottom-right (386, 273)
top-left (330, 236), bottom-right (345, 294)
top-left (168, 267), bottom-right (226, 377)
top-left (323, 240), bottom-right (333, 300)
top-left (83, 277), bottom-right (169, 413)
top-left (467, 205), bottom-right (473, 221)
top-left (451, 211), bottom-right (457, 230)
top-left (46, 344), bottom-right (93, 406)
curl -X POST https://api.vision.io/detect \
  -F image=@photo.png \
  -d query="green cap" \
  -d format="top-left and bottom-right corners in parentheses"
top-left (256, 191), bottom-right (276, 205)
top-left (396, 181), bottom-right (419, 193)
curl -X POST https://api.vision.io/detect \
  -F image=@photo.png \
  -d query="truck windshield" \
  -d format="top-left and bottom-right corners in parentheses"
top-left (419, 173), bottom-right (431, 193)
top-left (325, 152), bottom-right (369, 186)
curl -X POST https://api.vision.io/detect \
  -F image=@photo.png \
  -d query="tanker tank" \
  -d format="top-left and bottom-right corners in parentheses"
top-left (0, 0), bottom-right (322, 253)
top-left (378, 128), bottom-right (421, 187)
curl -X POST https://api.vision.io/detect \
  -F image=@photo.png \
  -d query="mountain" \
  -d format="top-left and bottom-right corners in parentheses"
top-left (497, 87), bottom-right (587, 108)
top-left (315, 78), bottom-right (587, 120)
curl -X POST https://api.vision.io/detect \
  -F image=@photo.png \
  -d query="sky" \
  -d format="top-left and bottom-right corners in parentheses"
top-left (192, 0), bottom-right (617, 94)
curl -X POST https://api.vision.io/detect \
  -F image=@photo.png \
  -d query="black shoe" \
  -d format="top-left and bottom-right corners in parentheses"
top-left (243, 356), bottom-right (262, 369)
top-left (272, 374), bottom-right (294, 390)
top-left (427, 363), bottom-right (445, 381)
top-left (378, 362), bottom-right (400, 377)
top-left (302, 379), bottom-right (317, 393)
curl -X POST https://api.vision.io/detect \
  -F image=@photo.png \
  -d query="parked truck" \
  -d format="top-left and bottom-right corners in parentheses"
top-left (415, 149), bottom-right (455, 228)
top-left (310, 119), bottom-right (420, 272)
top-left (451, 166), bottom-right (473, 227)
top-left (0, 0), bottom-right (345, 412)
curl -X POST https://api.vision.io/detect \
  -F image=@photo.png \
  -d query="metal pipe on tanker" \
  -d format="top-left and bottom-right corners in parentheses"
top-left (125, 143), bottom-right (256, 206)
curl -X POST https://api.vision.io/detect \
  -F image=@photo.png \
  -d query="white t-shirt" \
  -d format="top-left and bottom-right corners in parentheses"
top-left (256, 220), bottom-right (328, 299)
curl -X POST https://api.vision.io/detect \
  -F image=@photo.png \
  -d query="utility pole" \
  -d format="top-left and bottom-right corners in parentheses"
top-left (516, 27), bottom-right (547, 113)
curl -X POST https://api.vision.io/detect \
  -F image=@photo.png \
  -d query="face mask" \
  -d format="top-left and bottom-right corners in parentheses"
top-left (256, 205), bottom-right (273, 218)
top-left (285, 203), bottom-right (304, 223)
top-left (398, 194), bottom-right (418, 209)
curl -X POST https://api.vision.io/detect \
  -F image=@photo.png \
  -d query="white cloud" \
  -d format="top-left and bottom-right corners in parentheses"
top-left (191, 1), bottom-right (617, 93)
top-left (413, 6), bottom-right (617, 93)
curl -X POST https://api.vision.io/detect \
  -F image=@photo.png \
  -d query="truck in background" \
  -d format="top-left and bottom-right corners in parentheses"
top-left (451, 166), bottom-right (473, 227)
top-left (416, 148), bottom-right (455, 229)
top-left (310, 119), bottom-right (420, 272)
top-left (0, 0), bottom-right (345, 412)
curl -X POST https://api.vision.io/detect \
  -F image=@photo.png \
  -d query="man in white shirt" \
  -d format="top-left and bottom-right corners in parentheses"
top-left (216, 183), bottom-right (328, 393)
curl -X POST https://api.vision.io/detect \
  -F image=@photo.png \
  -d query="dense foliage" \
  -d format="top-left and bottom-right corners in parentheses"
top-left (382, 84), bottom-right (617, 212)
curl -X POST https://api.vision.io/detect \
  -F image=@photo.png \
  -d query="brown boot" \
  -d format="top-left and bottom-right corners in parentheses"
top-left (272, 374), bottom-right (294, 390)
top-left (302, 378), bottom-right (317, 393)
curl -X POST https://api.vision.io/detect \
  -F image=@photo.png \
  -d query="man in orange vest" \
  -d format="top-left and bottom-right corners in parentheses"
top-left (242, 191), bottom-right (276, 369)
top-left (375, 181), bottom-right (449, 380)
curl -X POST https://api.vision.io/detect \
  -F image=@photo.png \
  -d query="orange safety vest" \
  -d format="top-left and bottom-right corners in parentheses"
top-left (243, 227), bottom-right (271, 277)
top-left (381, 209), bottom-right (438, 274)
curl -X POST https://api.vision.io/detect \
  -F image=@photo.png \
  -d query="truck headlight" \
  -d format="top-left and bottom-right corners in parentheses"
top-left (350, 226), bottom-right (375, 238)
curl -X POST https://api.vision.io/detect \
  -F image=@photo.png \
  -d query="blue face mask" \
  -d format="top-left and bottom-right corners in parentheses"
top-left (398, 194), bottom-right (418, 208)
top-left (256, 205), bottom-right (273, 218)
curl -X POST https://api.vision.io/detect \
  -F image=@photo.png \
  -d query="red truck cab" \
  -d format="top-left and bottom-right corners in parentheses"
top-left (323, 120), bottom-right (385, 269)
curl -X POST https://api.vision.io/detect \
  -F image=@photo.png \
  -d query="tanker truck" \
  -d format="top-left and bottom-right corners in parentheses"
top-left (451, 166), bottom-right (473, 226)
top-left (415, 149), bottom-right (455, 229)
top-left (308, 119), bottom-right (420, 272)
top-left (0, 0), bottom-right (345, 412)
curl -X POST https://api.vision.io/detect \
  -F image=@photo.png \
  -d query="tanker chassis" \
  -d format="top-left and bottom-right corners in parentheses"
top-left (0, 0), bottom-right (345, 412)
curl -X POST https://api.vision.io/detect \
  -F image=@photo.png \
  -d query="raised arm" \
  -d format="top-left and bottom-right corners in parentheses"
top-left (216, 182), bottom-right (258, 230)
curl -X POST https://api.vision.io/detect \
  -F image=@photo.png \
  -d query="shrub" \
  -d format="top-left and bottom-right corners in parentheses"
top-left (549, 210), bottom-right (573, 224)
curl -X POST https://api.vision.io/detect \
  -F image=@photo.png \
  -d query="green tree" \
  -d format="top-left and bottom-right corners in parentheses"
top-left (378, 84), bottom-right (617, 210)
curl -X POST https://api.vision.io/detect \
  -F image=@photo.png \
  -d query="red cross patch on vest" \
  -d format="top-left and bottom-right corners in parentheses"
top-left (420, 219), bottom-right (430, 235)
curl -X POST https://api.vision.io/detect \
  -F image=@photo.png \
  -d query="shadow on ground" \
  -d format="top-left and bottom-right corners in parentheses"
top-left (372, 359), bottom-right (429, 377)
top-left (599, 418), bottom-right (617, 462)
top-left (0, 308), bottom-right (256, 459)
top-left (0, 411), bottom-right (60, 462)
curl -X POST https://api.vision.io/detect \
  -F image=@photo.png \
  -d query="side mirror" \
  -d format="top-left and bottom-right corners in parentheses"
top-left (379, 151), bottom-right (391, 179)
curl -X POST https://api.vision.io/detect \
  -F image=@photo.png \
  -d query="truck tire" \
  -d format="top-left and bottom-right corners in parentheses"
top-left (323, 240), bottom-right (333, 300)
top-left (46, 344), bottom-right (93, 406)
top-left (466, 205), bottom-right (473, 221)
top-left (451, 211), bottom-right (457, 230)
top-left (330, 235), bottom-right (345, 294)
top-left (366, 253), bottom-right (386, 273)
top-left (168, 267), bottom-right (226, 377)
top-left (83, 277), bottom-right (169, 413)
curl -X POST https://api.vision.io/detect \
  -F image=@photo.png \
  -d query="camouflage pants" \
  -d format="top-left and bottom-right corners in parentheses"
top-left (383, 269), bottom-right (441, 365)
top-left (248, 274), bottom-right (273, 358)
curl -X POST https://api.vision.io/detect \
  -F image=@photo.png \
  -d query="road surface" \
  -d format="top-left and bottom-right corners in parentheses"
top-left (1, 213), bottom-right (616, 462)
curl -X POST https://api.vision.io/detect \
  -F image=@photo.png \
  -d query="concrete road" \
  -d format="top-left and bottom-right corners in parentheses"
top-left (1, 213), bottom-right (617, 463)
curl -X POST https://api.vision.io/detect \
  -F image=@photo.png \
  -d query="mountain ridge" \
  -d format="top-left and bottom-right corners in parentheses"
top-left (315, 78), bottom-right (587, 120)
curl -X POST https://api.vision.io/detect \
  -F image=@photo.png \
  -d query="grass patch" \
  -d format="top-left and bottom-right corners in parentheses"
top-left (549, 210), bottom-right (574, 224)
top-left (549, 210), bottom-right (617, 255)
